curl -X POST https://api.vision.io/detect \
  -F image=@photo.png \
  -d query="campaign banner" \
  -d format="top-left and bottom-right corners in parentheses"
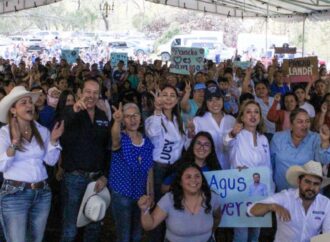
top-left (169, 47), bottom-right (204, 75)
top-left (111, 52), bottom-right (128, 68)
top-left (233, 61), bottom-right (252, 70)
top-left (204, 167), bottom-right (272, 228)
top-left (282, 56), bottom-right (318, 83)
top-left (61, 49), bottom-right (79, 64)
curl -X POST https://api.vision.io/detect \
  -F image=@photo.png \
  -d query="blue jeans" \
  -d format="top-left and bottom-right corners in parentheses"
top-left (111, 190), bottom-right (141, 242)
top-left (61, 172), bottom-right (101, 242)
top-left (0, 181), bottom-right (51, 242)
top-left (233, 227), bottom-right (260, 242)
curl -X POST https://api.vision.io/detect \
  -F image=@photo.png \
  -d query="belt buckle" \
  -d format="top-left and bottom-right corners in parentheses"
top-left (31, 183), bottom-right (37, 189)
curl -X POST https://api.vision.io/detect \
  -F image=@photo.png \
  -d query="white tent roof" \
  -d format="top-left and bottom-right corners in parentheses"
top-left (0, 0), bottom-right (62, 14)
top-left (146, 0), bottom-right (330, 20)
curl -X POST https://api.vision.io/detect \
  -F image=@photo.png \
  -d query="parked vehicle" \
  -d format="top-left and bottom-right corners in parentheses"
top-left (157, 31), bottom-right (223, 61)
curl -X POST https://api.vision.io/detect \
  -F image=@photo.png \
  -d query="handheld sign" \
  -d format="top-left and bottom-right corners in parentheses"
top-left (111, 52), bottom-right (128, 69)
top-left (233, 61), bottom-right (252, 70)
top-left (169, 47), bottom-right (204, 75)
top-left (282, 56), bottom-right (318, 83)
top-left (204, 167), bottom-right (272, 228)
top-left (61, 49), bottom-right (79, 64)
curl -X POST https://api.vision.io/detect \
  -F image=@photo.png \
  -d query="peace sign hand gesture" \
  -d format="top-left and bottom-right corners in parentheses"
top-left (112, 102), bottom-right (123, 123)
top-left (184, 80), bottom-right (192, 95)
top-left (150, 90), bottom-right (163, 113)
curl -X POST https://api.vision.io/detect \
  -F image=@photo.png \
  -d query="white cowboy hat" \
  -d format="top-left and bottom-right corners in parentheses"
top-left (76, 182), bottom-right (111, 228)
top-left (0, 86), bottom-right (41, 123)
top-left (286, 160), bottom-right (330, 188)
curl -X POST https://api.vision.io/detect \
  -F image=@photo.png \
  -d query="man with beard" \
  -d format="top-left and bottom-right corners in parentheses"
top-left (248, 160), bottom-right (330, 242)
top-left (60, 79), bottom-right (110, 242)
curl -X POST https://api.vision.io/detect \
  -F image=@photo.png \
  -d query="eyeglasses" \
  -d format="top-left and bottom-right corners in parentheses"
top-left (195, 141), bottom-right (211, 149)
top-left (124, 113), bottom-right (140, 119)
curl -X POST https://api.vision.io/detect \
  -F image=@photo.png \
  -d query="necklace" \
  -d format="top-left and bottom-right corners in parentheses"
top-left (183, 197), bottom-right (202, 215)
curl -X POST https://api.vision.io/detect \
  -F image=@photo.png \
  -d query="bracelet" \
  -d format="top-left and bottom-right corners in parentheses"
top-left (143, 207), bottom-right (150, 215)
top-left (9, 143), bottom-right (18, 151)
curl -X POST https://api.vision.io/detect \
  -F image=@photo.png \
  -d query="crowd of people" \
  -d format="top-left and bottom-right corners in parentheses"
top-left (0, 52), bottom-right (330, 242)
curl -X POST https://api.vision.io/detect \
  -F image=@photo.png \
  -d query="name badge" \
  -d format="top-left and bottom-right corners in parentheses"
top-left (96, 120), bottom-right (109, 127)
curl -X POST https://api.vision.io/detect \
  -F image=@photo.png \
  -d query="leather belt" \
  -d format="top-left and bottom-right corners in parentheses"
top-left (69, 170), bottom-right (102, 180)
top-left (5, 179), bottom-right (47, 190)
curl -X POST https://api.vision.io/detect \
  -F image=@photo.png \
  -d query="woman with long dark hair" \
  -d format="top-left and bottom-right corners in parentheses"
top-left (144, 84), bottom-right (185, 242)
top-left (187, 85), bottom-right (236, 170)
top-left (161, 131), bottom-right (220, 193)
top-left (138, 162), bottom-right (221, 242)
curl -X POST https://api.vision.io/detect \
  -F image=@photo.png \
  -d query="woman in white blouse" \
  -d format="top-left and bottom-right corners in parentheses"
top-left (145, 84), bottom-right (185, 242)
top-left (187, 85), bottom-right (236, 170)
top-left (224, 99), bottom-right (273, 242)
top-left (0, 86), bottom-right (64, 242)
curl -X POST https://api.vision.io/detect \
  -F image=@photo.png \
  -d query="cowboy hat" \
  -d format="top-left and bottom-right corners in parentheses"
top-left (286, 160), bottom-right (330, 188)
top-left (0, 86), bottom-right (41, 123)
top-left (76, 182), bottom-right (111, 228)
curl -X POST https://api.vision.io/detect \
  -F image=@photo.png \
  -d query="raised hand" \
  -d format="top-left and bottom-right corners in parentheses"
top-left (138, 195), bottom-right (153, 212)
top-left (187, 119), bottom-right (195, 138)
top-left (230, 122), bottom-right (243, 138)
top-left (112, 102), bottom-right (123, 123)
top-left (10, 115), bottom-right (21, 145)
top-left (73, 96), bottom-right (88, 112)
top-left (321, 102), bottom-right (328, 114)
top-left (274, 93), bottom-right (281, 102)
top-left (150, 90), bottom-right (163, 113)
top-left (320, 124), bottom-right (330, 146)
top-left (184, 80), bottom-right (192, 95)
top-left (51, 120), bottom-right (64, 145)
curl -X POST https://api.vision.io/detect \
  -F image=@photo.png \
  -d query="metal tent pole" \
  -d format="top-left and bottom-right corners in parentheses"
top-left (302, 16), bottom-right (306, 57)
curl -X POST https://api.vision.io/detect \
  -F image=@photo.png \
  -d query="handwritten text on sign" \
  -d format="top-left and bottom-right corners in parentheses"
top-left (282, 56), bottom-right (318, 83)
top-left (204, 167), bottom-right (272, 228)
top-left (111, 52), bottom-right (128, 69)
top-left (169, 47), bottom-right (204, 75)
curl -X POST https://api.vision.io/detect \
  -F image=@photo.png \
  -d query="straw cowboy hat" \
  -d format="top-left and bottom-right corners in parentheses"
top-left (286, 160), bottom-right (330, 188)
top-left (76, 182), bottom-right (111, 228)
top-left (0, 86), bottom-right (41, 123)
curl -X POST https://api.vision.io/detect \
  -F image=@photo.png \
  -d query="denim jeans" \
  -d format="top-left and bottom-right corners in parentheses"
top-left (233, 227), bottom-right (260, 242)
top-left (0, 181), bottom-right (51, 242)
top-left (111, 190), bottom-right (141, 242)
top-left (61, 172), bottom-right (101, 242)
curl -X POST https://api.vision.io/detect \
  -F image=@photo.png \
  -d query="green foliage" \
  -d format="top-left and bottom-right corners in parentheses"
top-left (154, 24), bottom-right (180, 49)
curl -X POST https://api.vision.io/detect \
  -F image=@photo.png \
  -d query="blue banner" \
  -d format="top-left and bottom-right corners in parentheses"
top-left (111, 52), bottom-right (128, 68)
top-left (61, 49), bottom-right (79, 64)
top-left (204, 167), bottom-right (272, 228)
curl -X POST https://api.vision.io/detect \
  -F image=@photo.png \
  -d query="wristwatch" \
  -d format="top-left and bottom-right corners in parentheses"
top-left (9, 143), bottom-right (18, 151)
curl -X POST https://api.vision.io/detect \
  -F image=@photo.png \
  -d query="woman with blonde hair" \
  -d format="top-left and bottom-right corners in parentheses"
top-left (224, 100), bottom-right (274, 242)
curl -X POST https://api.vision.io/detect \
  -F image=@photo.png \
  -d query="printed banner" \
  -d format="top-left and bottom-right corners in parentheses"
top-left (169, 47), bottom-right (204, 75)
top-left (111, 52), bottom-right (128, 68)
top-left (61, 49), bottom-right (79, 64)
top-left (282, 56), bottom-right (318, 83)
top-left (233, 61), bottom-right (253, 70)
top-left (204, 167), bottom-right (272, 228)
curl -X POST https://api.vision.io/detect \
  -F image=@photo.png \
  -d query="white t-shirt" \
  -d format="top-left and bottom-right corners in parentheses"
top-left (193, 112), bottom-right (236, 169)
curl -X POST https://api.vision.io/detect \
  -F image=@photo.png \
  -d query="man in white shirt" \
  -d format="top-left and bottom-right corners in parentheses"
top-left (248, 160), bottom-right (330, 242)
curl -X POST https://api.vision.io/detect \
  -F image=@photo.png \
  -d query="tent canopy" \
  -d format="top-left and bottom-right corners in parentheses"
top-left (0, 0), bottom-right (62, 14)
top-left (146, 0), bottom-right (330, 20)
